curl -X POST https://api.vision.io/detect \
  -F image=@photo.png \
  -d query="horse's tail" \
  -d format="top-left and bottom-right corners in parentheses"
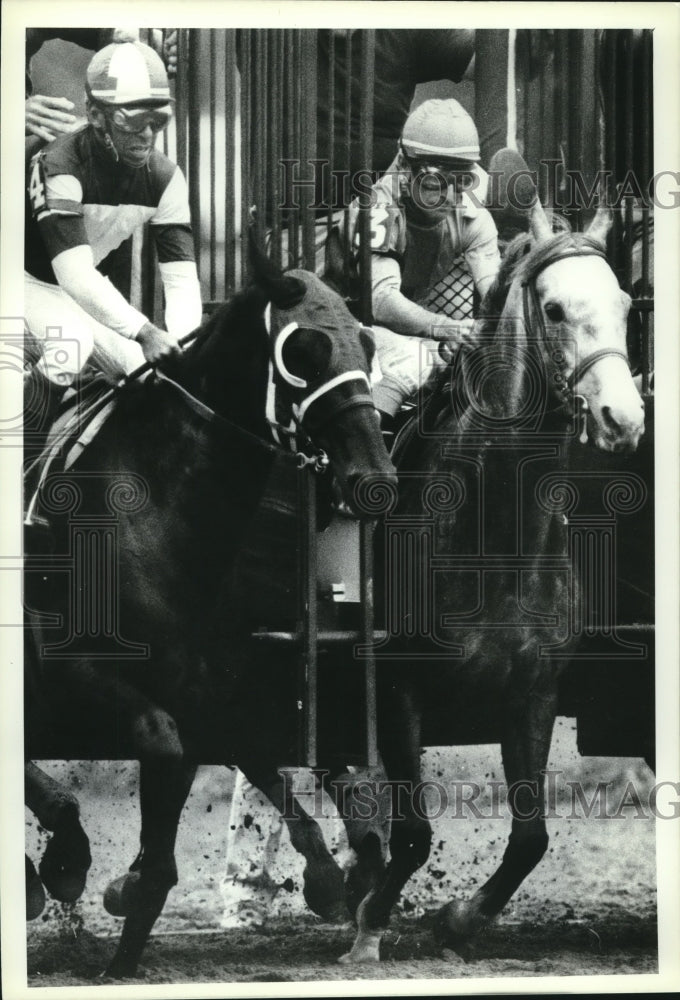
top-left (246, 223), bottom-right (306, 309)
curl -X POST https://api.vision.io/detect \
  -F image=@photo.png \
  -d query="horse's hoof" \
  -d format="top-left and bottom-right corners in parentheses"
top-left (38, 810), bottom-right (91, 903)
top-left (338, 930), bottom-right (381, 964)
top-left (26, 856), bottom-right (46, 920)
top-left (433, 899), bottom-right (478, 961)
top-left (303, 862), bottom-right (350, 924)
top-left (103, 872), bottom-right (142, 918)
top-left (39, 845), bottom-right (89, 903)
top-left (103, 959), bottom-right (142, 980)
top-left (442, 941), bottom-right (477, 964)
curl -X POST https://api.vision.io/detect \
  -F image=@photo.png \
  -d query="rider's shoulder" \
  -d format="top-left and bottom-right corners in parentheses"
top-left (146, 149), bottom-right (184, 195)
top-left (459, 197), bottom-right (498, 243)
top-left (34, 126), bottom-right (88, 180)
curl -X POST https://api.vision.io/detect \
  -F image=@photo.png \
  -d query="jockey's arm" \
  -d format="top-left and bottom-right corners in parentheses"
top-left (150, 167), bottom-right (203, 337)
top-left (49, 243), bottom-right (179, 363)
top-left (51, 243), bottom-right (150, 340)
top-left (371, 254), bottom-right (473, 344)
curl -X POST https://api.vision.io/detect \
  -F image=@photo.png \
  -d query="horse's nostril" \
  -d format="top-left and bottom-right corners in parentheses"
top-left (601, 405), bottom-right (622, 434)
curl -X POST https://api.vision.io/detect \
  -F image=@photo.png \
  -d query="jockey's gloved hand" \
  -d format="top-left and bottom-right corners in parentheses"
top-left (135, 322), bottom-right (182, 364)
top-left (425, 316), bottom-right (477, 350)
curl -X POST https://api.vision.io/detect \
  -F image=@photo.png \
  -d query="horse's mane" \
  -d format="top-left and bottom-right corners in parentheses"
top-left (477, 217), bottom-right (607, 328)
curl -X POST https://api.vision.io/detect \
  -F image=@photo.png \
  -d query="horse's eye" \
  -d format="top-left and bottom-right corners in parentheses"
top-left (280, 328), bottom-right (333, 384)
top-left (544, 302), bottom-right (564, 322)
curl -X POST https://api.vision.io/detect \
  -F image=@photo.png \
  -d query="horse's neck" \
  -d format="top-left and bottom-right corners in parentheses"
top-left (174, 293), bottom-right (272, 439)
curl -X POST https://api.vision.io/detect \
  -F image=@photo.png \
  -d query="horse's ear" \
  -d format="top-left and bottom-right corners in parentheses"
top-left (586, 205), bottom-right (613, 246)
top-left (247, 225), bottom-right (306, 309)
top-left (529, 200), bottom-right (552, 243)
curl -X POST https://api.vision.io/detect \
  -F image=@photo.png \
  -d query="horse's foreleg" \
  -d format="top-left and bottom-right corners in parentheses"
top-left (104, 756), bottom-right (197, 978)
top-left (434, 683), bottom-right (558, 959)
top-left (319, 762), bottom-right (390, 920)
top-left (25, 761), bottom-right (91, 903)
top-left (340, 698), bottom-right (432, 964)
top-left (240, 763), bottom-right (349, 924)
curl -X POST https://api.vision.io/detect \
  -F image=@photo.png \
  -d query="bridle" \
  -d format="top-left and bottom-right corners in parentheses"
top-left (521, 245), bottom-right (630, 442)
top-left (264, 302), bottom-right (376, 458)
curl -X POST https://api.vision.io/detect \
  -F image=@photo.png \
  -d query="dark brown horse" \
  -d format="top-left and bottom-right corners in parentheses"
top-left (24, 258), bottom-right (396, 975)
top-left (336, 204), bottom-right (646, 962)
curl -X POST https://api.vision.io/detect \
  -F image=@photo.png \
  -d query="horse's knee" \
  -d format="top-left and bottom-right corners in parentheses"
top-left (25, 762), bottom-right (81, 830)
top-left (132, 708), bottom-right (183, 760)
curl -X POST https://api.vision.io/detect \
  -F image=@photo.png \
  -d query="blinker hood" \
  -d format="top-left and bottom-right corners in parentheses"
top-left (266, 269), bottom-right (367, 394)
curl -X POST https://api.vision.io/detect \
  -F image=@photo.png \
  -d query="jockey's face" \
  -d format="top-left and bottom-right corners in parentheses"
top-left (106, 106), bottom-right (171, 167)
top-left (405, 157), bottom-right (477, 220)
top-left (88, 102), bottom-right (171, 168)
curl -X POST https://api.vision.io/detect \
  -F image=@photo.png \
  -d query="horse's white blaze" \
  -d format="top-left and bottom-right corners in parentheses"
top-left (536, 254), bottom-right (644, 450)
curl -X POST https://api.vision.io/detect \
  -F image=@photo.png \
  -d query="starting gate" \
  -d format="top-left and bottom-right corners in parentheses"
top-left (138, 28), bottom-right (654, 765)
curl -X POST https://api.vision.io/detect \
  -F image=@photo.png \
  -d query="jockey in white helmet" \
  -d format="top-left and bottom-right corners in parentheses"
top-left (346, 98), bottom-right (501, 422)
top-left (24, 41), bottom-right (202, 439)
top-left (84, 40), bottom-right (175, 168)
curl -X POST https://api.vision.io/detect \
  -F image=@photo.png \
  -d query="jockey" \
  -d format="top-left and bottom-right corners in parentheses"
top-left (346, 98), bottom-right (501, 424)
top-left (24, 40), bottom-right (202, 436)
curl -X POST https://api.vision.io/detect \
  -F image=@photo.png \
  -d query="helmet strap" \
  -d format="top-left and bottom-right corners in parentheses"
top-left (103, 132), bottom-right (120, 164)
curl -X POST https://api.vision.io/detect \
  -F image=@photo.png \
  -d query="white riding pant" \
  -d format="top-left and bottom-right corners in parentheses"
top-left (370, 325), bottom-right (447, 417)
top-left (25, 272), bottom-right (145, 387)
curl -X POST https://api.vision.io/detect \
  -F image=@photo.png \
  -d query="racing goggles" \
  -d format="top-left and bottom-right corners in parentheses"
top-left (405, 156), bottom-right (477, 190)
top-left (110, 105), bottom-right (173, 134)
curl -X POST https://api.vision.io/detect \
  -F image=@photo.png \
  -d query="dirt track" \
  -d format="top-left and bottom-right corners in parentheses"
top-left (25, 721), bottom-right (658, 988)
top-left (29, 911), bottom-right (656, 986)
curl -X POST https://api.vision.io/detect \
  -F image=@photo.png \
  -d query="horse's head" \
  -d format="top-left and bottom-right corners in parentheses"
top-left (516, 205), bottom-right (645, 452)
top-left (251, 253), bottom-right (397, 514)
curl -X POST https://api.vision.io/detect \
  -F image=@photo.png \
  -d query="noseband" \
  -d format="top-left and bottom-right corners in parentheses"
top-left (521, 245), bottom-right (630, 440)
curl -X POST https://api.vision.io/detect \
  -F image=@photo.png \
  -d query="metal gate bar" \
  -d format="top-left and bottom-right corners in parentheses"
top-left (299, 464), bottom-right (319, 766)
top-left (517, 29), bottom-right (653, 390)
top-left (357, 31), bottom-right (375, 326)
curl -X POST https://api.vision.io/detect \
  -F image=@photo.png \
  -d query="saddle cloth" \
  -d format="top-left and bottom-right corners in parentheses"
top-left (24, 378), bottom-right (117, 528)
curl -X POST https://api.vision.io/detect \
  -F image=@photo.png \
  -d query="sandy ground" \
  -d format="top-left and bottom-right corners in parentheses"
top-left (25, 719), bottom-right (658, 987)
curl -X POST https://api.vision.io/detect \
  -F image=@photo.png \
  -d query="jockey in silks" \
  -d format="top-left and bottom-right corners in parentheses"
top-left (24, 40), bottom-right (202, 439)
top-left (345, 98), bottom-right (502, 429)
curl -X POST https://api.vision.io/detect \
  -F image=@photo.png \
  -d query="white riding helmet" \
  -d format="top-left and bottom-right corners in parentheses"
top-left (86, 41), bottom-right (172, 109)
top-left (401, 98), bottom-right (480, 163)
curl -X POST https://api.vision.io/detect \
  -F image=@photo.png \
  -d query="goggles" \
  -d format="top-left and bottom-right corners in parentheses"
top-left (405, 154), bottom-right (477, 190)
top-left (110, 105), bottom-right (173, 134)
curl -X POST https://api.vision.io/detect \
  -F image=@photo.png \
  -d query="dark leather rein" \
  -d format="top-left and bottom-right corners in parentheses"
top-left (521, 246), bottom-right (630, 441)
